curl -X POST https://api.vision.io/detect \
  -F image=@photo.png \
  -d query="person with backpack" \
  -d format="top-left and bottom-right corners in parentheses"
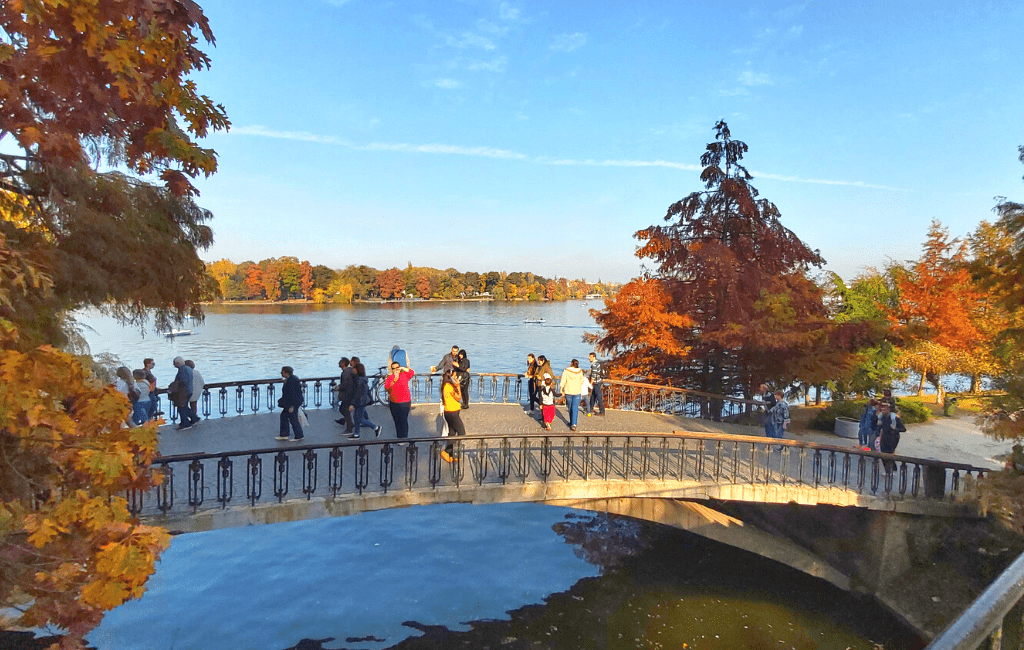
top-left (131, 369), bottom-right (153, 425)
top-left (347, 363), bottom-right (381, 439)
top-left (758, 384), bottom-right (778, 438)
top-left (872, 402), bottom-right (906, 455)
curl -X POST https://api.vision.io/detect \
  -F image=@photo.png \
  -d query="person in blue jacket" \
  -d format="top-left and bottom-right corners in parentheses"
top-left (276, 366), bottom-right (304, 442)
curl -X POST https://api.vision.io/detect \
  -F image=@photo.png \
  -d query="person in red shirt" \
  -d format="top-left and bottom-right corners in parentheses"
top-left (384, 360), bottom-right (415, 439)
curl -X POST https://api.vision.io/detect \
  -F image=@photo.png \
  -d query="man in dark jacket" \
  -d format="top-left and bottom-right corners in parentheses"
top-left (586, 352), bottom-right (606, 416)
top-left (172, 356), bottom-right (201, 430)
top-left (335, 357), bottom-right (355, 433)
top-left (276, 366), bottom-right (304, 442)
top-left (872, 401), bottom-right (906, 454)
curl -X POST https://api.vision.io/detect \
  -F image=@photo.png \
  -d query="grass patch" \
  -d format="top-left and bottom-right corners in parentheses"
top-left (808, 397), bottom-right (931, 432)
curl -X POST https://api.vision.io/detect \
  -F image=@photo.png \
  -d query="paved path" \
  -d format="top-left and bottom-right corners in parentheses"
top-left (156, 403), bottom-right (1004, 470)
top-left (156, 403), bottom-right (753, 456)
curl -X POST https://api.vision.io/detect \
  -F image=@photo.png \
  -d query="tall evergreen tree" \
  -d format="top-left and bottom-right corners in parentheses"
top-left (591, 121), bottom-right (865, 398)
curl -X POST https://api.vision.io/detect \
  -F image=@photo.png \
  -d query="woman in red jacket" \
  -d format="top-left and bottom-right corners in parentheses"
top-left (384, 360), bottom-right (415, 439)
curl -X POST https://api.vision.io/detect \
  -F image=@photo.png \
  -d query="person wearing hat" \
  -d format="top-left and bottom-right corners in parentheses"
top-left (171, 356), bottom-right (201, 430)
top-left (539, 373), bottom-right (557, 431)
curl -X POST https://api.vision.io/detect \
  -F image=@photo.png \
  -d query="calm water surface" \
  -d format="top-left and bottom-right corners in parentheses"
top-left (79, 303), bottom-right (921, 649)
top-left (78, 301), bottom-right (598, 382)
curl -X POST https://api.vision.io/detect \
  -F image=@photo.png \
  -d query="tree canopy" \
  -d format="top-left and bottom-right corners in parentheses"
top-left (591, 121), bottom-right (867, 398)
top-left (1, 1), bottom-right (228, 646)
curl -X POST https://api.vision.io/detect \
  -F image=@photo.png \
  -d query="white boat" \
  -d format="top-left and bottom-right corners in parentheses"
top-left (165, 329), bottom-right (192, 338)
top-left (522, 318), bottom-right (545, 324)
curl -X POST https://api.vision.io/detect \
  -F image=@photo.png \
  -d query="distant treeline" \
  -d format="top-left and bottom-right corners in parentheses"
top-left (206, 258), bottom-right (620, 303)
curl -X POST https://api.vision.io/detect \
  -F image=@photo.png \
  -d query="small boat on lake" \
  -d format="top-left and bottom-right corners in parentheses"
top-left (522, 318), bottom-right (545, 324)
top-left (164, 329), bottom-right (192, 338)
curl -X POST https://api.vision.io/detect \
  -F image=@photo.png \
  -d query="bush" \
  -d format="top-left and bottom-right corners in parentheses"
top-left (809, 397), bottom-right (930, 432)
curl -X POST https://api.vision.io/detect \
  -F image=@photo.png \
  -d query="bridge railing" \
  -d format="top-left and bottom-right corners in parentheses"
top-left (925, 551), bottom-right (1024, 650)
top-left (130, 431), bottom-right (987, 523)
top-left (156, 374), bottom-right (762, 424)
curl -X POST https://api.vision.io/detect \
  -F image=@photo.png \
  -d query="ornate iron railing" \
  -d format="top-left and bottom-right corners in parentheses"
top-left (131, 431), bottom-right (987, 522)
top-left (925, 551), bottom-right (1024, 649)
top-left (156, 374), bottom-right (762, 424)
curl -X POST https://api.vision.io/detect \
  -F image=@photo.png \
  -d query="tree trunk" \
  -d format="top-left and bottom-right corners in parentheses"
top-left (815, 385), bottom-right (822, 405)
top-left (917, 371), bottom-right (926, 396)
top-left (970, 374), bottom-right (980, 394)
top-left (803, 383), bottom-right (810, 406)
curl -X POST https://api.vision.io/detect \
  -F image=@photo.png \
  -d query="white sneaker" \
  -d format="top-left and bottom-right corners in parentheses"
top-left (275, 435), bottom-right (289, 441)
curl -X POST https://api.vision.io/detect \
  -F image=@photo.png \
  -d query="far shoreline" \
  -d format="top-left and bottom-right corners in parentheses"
top-left (204, 297), bottom-right (603, 306)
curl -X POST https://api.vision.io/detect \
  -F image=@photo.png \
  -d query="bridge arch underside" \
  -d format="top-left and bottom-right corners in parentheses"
top-left (149, 479), bottom-right (975, 591)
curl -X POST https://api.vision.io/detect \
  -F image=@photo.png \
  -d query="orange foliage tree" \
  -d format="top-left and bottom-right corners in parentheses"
top-left (299, 261), bottom-right (314, 299)
top-left (416, 275), bottom-right (432, 299)
top-left (0, 0), bottom-right (228, 340)
top-left (892, 220), bottom-right (983, 395)
top-left (0, 0), bottom-right (228, 644)
top-left (590, 121), bottom-right (866, 397)
top-left (375, 267), bottom-right (405, 299)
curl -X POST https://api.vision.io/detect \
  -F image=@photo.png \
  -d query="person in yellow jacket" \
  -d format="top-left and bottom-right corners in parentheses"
top-left (559, 359), bottom-right (586, 431)
top-left (440, 370), bottom-right (466, 462)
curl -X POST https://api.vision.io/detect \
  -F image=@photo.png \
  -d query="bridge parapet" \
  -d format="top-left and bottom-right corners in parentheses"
top-left (156, 373), bottom-right (762, 424)
top-left (133, 431), bottom-right (988, 534)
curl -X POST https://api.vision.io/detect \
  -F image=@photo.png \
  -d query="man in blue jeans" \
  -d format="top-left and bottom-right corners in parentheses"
top-left (586, 352), bottom-right (606, 416)
top-left (172, 356), bottom-right (201, 430)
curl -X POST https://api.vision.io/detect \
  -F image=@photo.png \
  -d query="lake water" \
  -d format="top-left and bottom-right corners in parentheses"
top-left (77, 302), bottom-right (923, 650)
top-left (77, 301), bottom-right (600, 383)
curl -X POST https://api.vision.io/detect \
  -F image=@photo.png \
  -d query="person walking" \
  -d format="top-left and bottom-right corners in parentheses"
top-left (587, 352), bottom-right (607, 416)
top-left (872, 402), bottom-right (906, 455)
top-left (535, 355), bottom-right (554, 384)
top-left (858, 399), bottom-right (878, 450)
top-left (385, 359), bottom-right (415, 440)
top-left (539, 373), bottom-right (556, 431)
top-left (559, 359), bottom-right (586, 431)
top-left (276, 366), bottom-right (304, 442)
top-left (456, 349), bottom-right (471, 409)
top-left (185, 360), bottom-right (204, 421)
top-left (143, 357), bottom-right (161, 416)
top-left (758, 383), bottom-right (778, 439)
top-left (171, 357), bottom-right (201, 430)
top-left (525, 353), bottom-right (539, 412)
top-left (440, 369), bottom-right (467, 463)
top-left (348, 363), bottom-right (381, 439)
top-left (767, 390), bottom-right (789, 444)
top-left (114, 366), bottom-right (137, 428)
top-left (335, 357), bottom-right (355, 433)
top-left (131, 369), bottom-right (153, 425)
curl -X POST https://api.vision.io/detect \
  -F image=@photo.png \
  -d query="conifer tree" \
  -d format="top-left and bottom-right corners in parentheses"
top-left (591, 121), bottom-right (866, 398)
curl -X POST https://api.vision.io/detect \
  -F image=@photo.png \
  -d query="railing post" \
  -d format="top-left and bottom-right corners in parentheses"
top-left (924, 465), bottom-right (947, 499)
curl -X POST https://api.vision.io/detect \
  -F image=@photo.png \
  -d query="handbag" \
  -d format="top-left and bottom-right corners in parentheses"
top-left (439, 402), bottom-right (449, 437)
top-left (297, 408), bottom-right (309, 427)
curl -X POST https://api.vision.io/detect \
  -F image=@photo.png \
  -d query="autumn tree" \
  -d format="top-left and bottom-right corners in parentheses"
top-left (375, 267), bottom-right (405, 299)
top-left (892, 220), bottom-right (983, 396)
top-left (244, 265), bottom-right (264, 300)
top-left (299, 261), bottom-right (314, 299)
top-left (416, 275), bottom-right (432, 299)
top-left (0, 1), bottom-right (229, 644)
top-left (261, 261), bottom-right (281, 302)
top-left (591, 121), bottom-right (856, 398)
top-left (0, 0), bottom-right (228, 340)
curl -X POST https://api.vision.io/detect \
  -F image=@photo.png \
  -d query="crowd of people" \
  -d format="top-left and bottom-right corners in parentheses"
top-left (117, 351), bottom-right (908, 461)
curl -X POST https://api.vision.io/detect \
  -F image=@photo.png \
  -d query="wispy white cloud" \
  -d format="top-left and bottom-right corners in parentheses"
top-left (233, 125), bottom-right (896, 188)
top-left (446, 31), bottom-right (497, 50)
top-left (466, 56), bottom-right (508, 72)
top-left (432, 78), bottom-right (462, 89)
top-left (550, 32), bottom-right (588, 53)
top-left (738, 70), bottom-right (772, 86)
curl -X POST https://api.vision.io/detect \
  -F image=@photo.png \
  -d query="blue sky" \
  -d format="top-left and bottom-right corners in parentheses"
top-left (188, 0), bottom-right (1024, 283)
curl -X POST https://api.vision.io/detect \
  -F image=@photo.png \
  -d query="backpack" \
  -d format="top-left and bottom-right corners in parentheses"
top-left (128, 386), bottom-right (140, 402)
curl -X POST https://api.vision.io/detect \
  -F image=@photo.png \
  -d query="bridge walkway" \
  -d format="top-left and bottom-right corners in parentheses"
top-left (155, 402), bottom-right (751, 457)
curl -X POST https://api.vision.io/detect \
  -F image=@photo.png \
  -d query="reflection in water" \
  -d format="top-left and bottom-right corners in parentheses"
top-left (283, 513), bottom-right (922, 650)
